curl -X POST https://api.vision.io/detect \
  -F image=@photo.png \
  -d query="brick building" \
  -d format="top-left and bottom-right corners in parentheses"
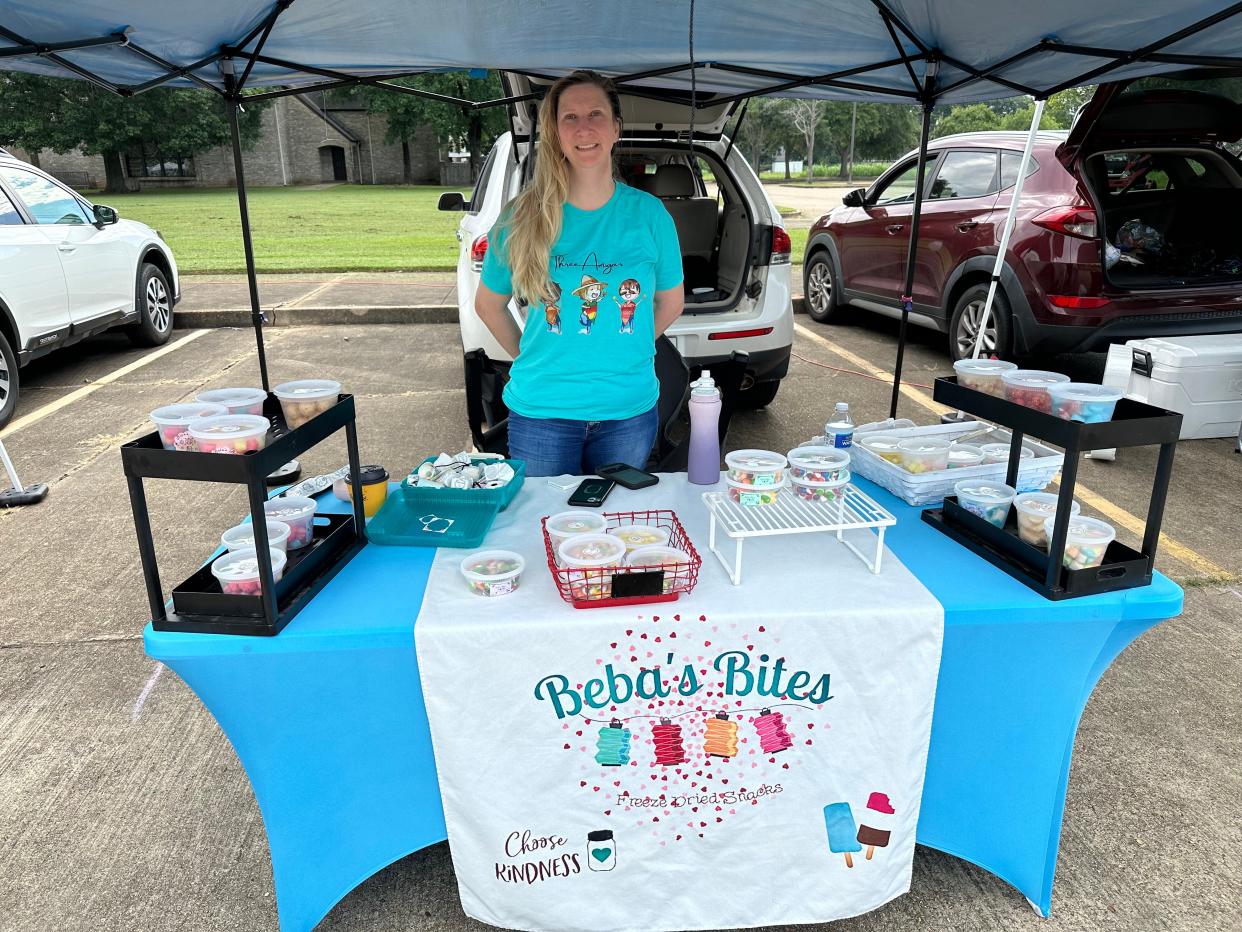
top-left (13, 93), bottom-right (442, 190)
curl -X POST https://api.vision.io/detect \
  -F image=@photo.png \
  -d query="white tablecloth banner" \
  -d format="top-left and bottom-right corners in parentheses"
top-left (416, 474), bottom-right (943, 932)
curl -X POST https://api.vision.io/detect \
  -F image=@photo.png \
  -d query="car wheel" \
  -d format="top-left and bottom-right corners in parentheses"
top-left (127, 263), bottom-right (174, 347)
top-left (950, 284), bottom-right (1011, 361)
top-left (0, 330), bottom-right (18, 429)
top-left (803, 251), bottom-right (851, 323)
top-left (736, 379), bottom-right (780, 410)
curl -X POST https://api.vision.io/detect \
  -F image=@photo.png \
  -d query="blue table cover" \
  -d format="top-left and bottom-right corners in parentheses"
top-left (145, 478), bottom-right (1182, 932)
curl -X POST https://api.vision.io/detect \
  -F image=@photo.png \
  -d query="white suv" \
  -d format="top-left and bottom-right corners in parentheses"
top-left (0, 148), bottom-right (180, 427)
top-left (440, 75), bottom-right (794, 450)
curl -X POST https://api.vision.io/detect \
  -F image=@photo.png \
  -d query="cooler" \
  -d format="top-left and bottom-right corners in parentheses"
top-left (1125, 335), bottom-right (1242, 440)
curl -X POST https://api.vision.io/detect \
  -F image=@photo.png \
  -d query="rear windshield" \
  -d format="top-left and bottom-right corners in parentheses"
top-left (1096, 151), bottom-right (1234, 195)
top-left (1119, 75), bottom-right (1242, 107)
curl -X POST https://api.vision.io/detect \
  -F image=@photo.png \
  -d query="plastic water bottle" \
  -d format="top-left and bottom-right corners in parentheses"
top-left (824, 402), bottom-right (854, 449)
top-left (688, 370), bottom-right (722, 485)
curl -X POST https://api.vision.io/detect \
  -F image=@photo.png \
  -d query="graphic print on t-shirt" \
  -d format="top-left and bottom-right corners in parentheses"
top-left (571, 274), bottom-right (608, 335)
top-left (543, 280), bottom-right (562, 334)
top-left (613, 278), bottom-right (647, 335)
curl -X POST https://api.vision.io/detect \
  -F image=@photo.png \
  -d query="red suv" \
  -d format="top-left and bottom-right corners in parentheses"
top-left (803, 75), bottom-right (1242, 360)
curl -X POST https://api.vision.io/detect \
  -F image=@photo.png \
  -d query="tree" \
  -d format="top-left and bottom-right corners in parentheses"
top-left (817, 102), bottom-right (918, 178)
top-left (932, 103), bottom-right (1002, 139)
top-left (736, 97), bottom-right (791, 173)
top-left (999, 105), bottom-right (1065, 132)
top-left (789, 99), bottom-right (826, 184)
top-left (1045, 86), bottom-right (1095, 130)
top-left (0, 74), bottom-right (266, 193)
top-left (353, 72), bottom-right (506, 183)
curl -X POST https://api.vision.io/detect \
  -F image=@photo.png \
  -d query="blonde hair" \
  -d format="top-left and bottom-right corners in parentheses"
top-left (501, 70), bottom-right (622, 304)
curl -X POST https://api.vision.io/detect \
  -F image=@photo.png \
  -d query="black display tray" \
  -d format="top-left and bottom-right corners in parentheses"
top-left (158, 513), bottom-right (364, 636)
top-left (924, 497), bottom-right (1152, 600)
top-left (122, 393), bottom-right (356, 483)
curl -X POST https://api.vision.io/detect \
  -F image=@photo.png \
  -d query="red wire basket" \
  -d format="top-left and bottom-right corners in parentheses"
top-left (541, 509), bottom-right (702, 609)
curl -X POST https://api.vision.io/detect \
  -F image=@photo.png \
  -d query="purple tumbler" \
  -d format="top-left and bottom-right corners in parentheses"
top-left (688, 370), bottom-right (722, 485)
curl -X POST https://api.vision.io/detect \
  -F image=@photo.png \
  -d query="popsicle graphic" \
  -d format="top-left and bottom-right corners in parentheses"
top-left (823, 802), bottom-right (863, 868)
top-left (856, 791), bottom-right (896, 860)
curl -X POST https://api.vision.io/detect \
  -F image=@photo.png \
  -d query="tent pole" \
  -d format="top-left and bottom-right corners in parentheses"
top-left (888, 66), bottom-right (937, 420)
top-left (970, 98), bottom-right (1044, 360)
top-left (223, 65), bottom-right (271, 391)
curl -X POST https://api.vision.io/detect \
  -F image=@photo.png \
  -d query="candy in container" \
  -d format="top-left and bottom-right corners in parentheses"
top-left (787, 445), bottom-right (850, 483)
top-left (1043, 515), bottom-right (1116, 570)
top-left (546, 510), bottom-right (609, 564)
top-left (726, 476), bottom-right (782, 506)
top-left (857, 433), bottom-right (903, 464)
top-left (273, 379), bottom-right (341, 428)
top-left (608, 523), bottom-right (671, 553)
top-left (195, 387), bottom-right (267, 417)
top-left (946, 444), bottom-right (985, 469)
top-left (221, 519), bottom-right (292, 554)
top-left (263, 495), bottom-right (317, 550)
top-left (188, 414), bottom-right (270, 454)
top-left (980, 443), bottom-right (1035, 465)
top-left (210, 547), bottom-right (287, 596)
top-left (952, 358), bottom-right (1017, 397)
top-left (1013, 492), bottom-right (1080, 548)
top-left (1047, 383), bottom-right (1124, 423)
top-left (953, 480), bottom-right (1016, 528)
top-left (625, 545), bottom-right (691, 594)
top-left (1001, 369), bottom-right (1070, 413)
top-left (724, 449), bottom-right (787, 487)
top-left (897, 437), bottom-right (951, 474)
top-left (558, 533), bottom-right (627, 601)
top-left (149, 401), bottom-right (228, 450)
top-left (460, 550), bottom-right (524, 597)
top-left (790, 472), bottom-right (849, 503)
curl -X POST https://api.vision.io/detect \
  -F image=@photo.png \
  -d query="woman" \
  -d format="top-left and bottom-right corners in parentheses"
top-left (474, 70), bottom-right (685, 477)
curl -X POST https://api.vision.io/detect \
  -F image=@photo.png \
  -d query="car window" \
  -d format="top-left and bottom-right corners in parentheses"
top-left (999, 152), bottom-right (1040, 190)
top-left (468, 146), bottom-right (499, 214)
top-left (0, 166), bottom-right (91, 225)
top-left (928, 150), bottom-right (998, 200)
top-left (0, 186), bottom-right (22, 225)
top-left (872, 157), bottom-right (936, 206)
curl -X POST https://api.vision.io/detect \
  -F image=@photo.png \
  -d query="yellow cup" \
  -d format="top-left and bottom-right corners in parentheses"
top-left (349, 465), bottom-right (389, 517)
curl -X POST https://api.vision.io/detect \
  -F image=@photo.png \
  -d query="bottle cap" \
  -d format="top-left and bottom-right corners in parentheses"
top-left (692, 369), bottom-right (717, 394)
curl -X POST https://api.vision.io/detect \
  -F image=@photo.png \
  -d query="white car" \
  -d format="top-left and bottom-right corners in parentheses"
top-left (0, 148), bottom-right (180, 427)
top-left (440, 74), bottom-right (794, 450)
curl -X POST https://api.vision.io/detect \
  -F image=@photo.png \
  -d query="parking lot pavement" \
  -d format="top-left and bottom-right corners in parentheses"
top-left (1, 320), bottom-right (1238, 932)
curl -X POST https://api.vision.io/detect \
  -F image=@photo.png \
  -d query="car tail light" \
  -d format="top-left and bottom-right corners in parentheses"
top-left (708, 327), bottom-right (774, 340)
top-left (1032, 205), bottom-right (1097, 240)
top-left (769, 226), bottom-right (791, 265)
top-left (1048, 295), bottom-right (1111, 310)
top-left (470, 234), bottom-right (488, 272)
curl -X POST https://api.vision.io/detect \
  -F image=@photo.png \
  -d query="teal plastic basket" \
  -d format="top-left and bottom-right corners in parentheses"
top-left (402, 457), bottom-right (526, 511)
top-left (368, 486), bottom-right (501, 548)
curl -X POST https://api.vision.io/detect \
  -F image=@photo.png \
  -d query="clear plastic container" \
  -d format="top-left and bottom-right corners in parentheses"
top-left (952, 358), bottom-right (1018, 397)
top-left (857, 433), bottom-right (903, 464)
top-left (947, 443), bottom-right (985, 469)
top-left (546, 511), bottom-right (609, 564)
top-left (980, 442), bottom-right (1035, 465)
top-left (210, 546), bottom-right (287, 596)
top-left (897, 437), bottom-right (951, 474)
top-left (953, 480), bottom-right (1016, 528)
top-left (1047, 383), bottom-right (1125, 423)
top-left (262, 496), bottom-right (317, 550)
top-left (558, 533), bottom-right (627, 601)
top-left (188, 414), bottom-right (270, 455)
top-left (195, 387), bottom-right (267, 417)
top-left (608, 523), bottom-right (671, 553)
top-left (1001, 369), bottom-right (1071, 413)
top-left (149, 401), bottom-right (228, 450)
top-left (726, 476), bottom-right (783, 506)
top-left (787, 446), bottom-right (850, 483)
top-left (626, 545), bottom-right (691, 594)
top-left (1043, 515), bottom-right (1116, 570)
top-left (724, 449), bottom-right (787, 487)
top-left (273, 379), bottom-right (342, 428)
top-left (221, 519), bottom-right (292, 554)
top-left (1014, 492), bottom-right (1081, 548)
top-left (460, 550), bottom-right (524, 597)
top-left (791, 472), bottom-right (849, 503)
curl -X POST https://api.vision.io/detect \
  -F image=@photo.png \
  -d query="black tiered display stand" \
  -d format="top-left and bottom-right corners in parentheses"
top-left (122, 393), bottom-right (367, 636)
top-left (923, 377), bottom-right (1182, 600)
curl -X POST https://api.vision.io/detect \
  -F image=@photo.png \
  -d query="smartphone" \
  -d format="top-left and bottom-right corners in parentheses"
top-left (568, 477), bottom-right (616, 507)
top-left (597, 463), bottom-right (659, 490)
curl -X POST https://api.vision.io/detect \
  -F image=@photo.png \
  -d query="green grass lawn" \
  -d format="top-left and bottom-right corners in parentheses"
top-left (99, 184), bottom-right (809, 274)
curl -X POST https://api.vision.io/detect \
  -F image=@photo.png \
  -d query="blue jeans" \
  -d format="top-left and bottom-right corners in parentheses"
top-left (507, 405), bottom-right (658, 478)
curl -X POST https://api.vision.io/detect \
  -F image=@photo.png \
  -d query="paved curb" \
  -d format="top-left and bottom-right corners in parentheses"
top-left (175, 298), bottom-right (811, 328)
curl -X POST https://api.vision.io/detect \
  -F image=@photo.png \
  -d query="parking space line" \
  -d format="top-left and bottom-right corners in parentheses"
top-left (0, 329), bottom-right (211, 440)
top-left (284, 275), bottom-right (345, 309)
top-left (793, 322), bottom-right (1232, 580)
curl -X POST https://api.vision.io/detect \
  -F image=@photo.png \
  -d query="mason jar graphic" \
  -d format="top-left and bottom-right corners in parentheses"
top-left (587, 830), bottom-right (616, 871)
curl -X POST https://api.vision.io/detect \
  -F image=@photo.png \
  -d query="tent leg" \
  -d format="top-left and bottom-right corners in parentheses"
top-left (224, 71), bottom-right (271, 391)
top-left (970, 98), bottom-right (1045, 361)
top-left (889, 94), bottom-right (934, 420)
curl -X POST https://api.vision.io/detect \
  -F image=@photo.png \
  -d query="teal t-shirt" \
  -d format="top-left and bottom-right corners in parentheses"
top-left (480, 182), bottom-right (683, 421)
